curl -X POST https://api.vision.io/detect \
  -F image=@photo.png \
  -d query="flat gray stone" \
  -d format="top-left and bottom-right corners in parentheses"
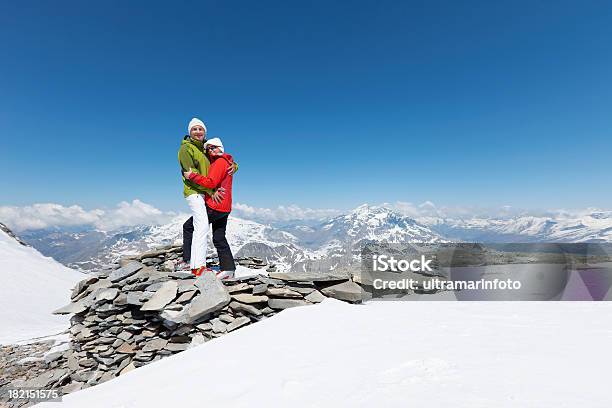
top-left (95, 302), bottom-right (123, 313)
top-left (138, 249), bottom-right (168, 259)
top-left (285, 285), bottom-right (316, 295)
top-left (53, 299), bottom-right (89, 315)
top-left (265, 287), bottom-right (303, 298)
top-left (54, 287), bottom-right (102, 314)
top-left (305, 290), bottom-right (326, 303)
top-left (269, 271), bottom-right (350, 282)
top-left (96, 288), bottom-right (119, 301)
top-left (142, 257), bottom-right (163, 265)
top-left (75, 327), bottom-right (94, 341)
top-left (229, 301), bottom-right (263, 316)
top-left (116, 357), bottom-right (132, 373)
top-left (141, 281), bottom-right (178, 311)
top-left (120, 362), bottom-right (136, 375)
top-left (211, 319), bottom-right (227, 333)
top-left (170, 271), bottom-right (194, 280)
top-left (268, 298), bottom-right (311, 309)
top-left (71, 277), bottom-right (98, 299)
top-left (227, 316), bottom-right (250, 332)
top-left (321, 280), bottom-right (363, 303)
top-left (44, 351), bottom-right (63, 365)
top-left (78, 358), bottom-right (96, 368)
top-left (145, 282), bottom-right (165, 292)
top-left (177, 279), bottom-right (197, 293)
top-left (219, 314), bottom-right (234, 323)
top-left (226, 283), bottom-right (251, 293)
top-left (231, 293), bottom-right (269, 304)
top-left (112, 293), bottom-right (127, 306)
top-left (142, 338), bottom-right (168, 352)
top-left (261, 307), bottom-right (275, 315)
top-left (87, 279), bottom-right (114, 292)
top-left (116, 343), bottom-right (136, 354)
top-left (252, 283), bottom-right (268, 294)
top-left (165, 342), bottom-right (190, 352)
top-left (196, 322), bottom-right (212, 331)
top-left (185, 273), bottom-right (230, 323)
top-left (160, 309), bottom-right (185, 326)
top-left (117, 331), bottom-right (133, 341)
top-left (175, 290), bottom-right (196, 303)
top-left (109, 261), bottom-right (145, 282)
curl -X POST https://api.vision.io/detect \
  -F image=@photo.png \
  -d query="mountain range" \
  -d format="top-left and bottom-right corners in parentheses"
top-left (14, 204), bottom-right (612, 273)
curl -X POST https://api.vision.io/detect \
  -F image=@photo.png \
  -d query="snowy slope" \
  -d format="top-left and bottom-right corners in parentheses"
top-left (47, 299), bottom-right (612, 407)
top-left (0, 224), bottom-right (84, 344)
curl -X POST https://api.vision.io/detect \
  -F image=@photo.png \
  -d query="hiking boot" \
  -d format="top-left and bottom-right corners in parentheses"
top-left (216, 270), bottom-right (235, 280)
top-left (191, 266), bottom-right (212, 277)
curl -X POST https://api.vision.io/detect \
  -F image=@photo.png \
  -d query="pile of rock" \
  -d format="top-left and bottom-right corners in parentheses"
top-left (116, 246), bottom-right (276, 274)
top-left (1, 245), bottom-right (363, 406)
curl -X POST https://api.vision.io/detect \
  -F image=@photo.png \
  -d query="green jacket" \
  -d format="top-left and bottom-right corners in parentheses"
top-left (178, 136), bottom-right (213, 197)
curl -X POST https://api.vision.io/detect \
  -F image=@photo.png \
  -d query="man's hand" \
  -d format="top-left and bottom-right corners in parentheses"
top-left (183, 168), bottom-right (194, 179)
top-left (227, 162), bottom-right (238, 176)
top-left (211, 187), bottom-right (226, 204)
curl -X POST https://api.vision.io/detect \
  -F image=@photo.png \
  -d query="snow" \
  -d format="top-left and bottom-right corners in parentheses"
top-left (47, 300), bottom-right (612, 407)
top-left (0, 229), bottom-right (85, 344)
top-left (233, 264), bottom-right (268, 279)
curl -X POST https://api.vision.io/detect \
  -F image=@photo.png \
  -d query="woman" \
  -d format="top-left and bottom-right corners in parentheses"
top-left (177, 118), bottom-right (222, 276)
top-left (184, 137), bottom-right (236, 279)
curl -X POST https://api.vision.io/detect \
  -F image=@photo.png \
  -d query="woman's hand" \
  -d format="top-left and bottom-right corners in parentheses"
top-left (183, 168), bottom-right (194, 179)
top-left (211, 187), bottom-right (226, 204)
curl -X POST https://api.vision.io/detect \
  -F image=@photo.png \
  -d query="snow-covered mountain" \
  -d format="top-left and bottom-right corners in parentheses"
top-left (20, 215), bottom-right (300, 270)
top-left (18, 204), bottom-right (612, 275)
top-left (318, 203), bottom-right (444, 244)
top-left (0, 222), bottom-right (84, 344)
top-left (424, 210), bottom-right (612, 243)
top-left (18, 205), bottom-right (445, 273)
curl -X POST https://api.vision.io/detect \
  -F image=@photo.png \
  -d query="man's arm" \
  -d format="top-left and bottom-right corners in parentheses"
top-left (228, 161), bottom-right (238, 175)
top-left (187, 159), bottom-right (226, 189)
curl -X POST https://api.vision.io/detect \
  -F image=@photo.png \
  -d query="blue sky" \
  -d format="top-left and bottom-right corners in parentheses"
top-left (1, 0), bottom-right (611, 213)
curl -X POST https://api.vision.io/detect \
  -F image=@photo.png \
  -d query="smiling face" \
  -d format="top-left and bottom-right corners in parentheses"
top-left (207, 144), bottom-right (223, 157)
top-left (190, 125), bottom-right (206, 141)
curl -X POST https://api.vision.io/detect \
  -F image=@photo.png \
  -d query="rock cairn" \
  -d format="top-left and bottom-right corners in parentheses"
top-left (2, 245), bottom-right (364, 407)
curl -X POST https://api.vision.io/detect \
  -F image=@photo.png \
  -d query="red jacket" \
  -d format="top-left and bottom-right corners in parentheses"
top-left (188, 153), bottom-right (233, 213)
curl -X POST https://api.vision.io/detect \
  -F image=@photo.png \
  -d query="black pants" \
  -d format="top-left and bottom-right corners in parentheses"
top-left (182, 209), bottom-right (236, 271)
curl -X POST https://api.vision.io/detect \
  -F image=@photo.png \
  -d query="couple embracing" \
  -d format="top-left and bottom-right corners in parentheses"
top-left (177, 117), bottom-right (237, 279)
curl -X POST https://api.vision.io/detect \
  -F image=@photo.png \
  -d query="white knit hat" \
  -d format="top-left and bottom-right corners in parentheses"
top-left (204, 137), bottom-right (224, 153)
top-left (188, 117), bottom-right (207, 134)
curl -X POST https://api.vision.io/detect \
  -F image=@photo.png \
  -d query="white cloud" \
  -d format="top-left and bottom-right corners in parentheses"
top-left (0, 200), bottom-right (177, 232)
top-left (232, 203), bottom-right (342, 224)
top-left (382, 201), bottom-right (602, 222)
top-left (2, 199), bottom-right (609, 233)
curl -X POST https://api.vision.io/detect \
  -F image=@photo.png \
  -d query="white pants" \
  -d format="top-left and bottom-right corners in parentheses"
top-left (185, 194), bottom-right (209, 269)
